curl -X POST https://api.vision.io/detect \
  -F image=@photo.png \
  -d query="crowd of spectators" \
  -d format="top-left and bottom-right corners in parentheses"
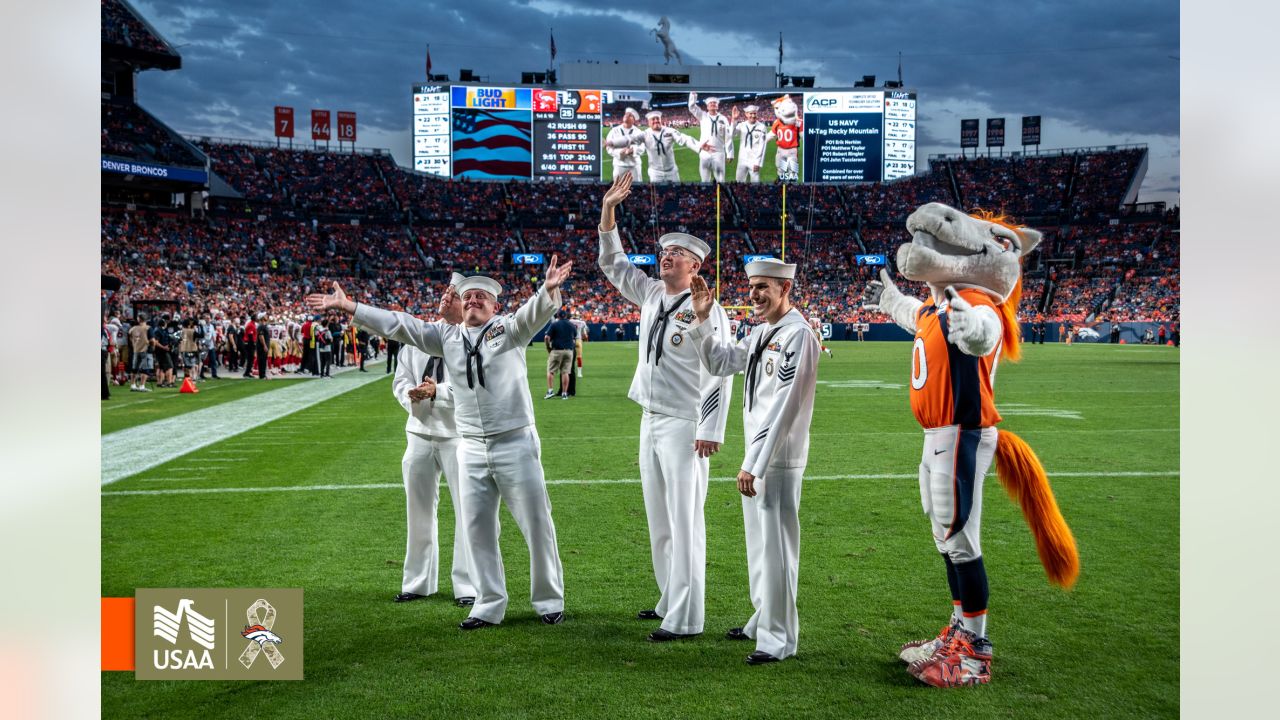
top-left (106, 142), bottom-right (1176, 328)
top-left (101, 0), bottom-right (174, 55)
top-left (102, 101), bottom-right (204, 167)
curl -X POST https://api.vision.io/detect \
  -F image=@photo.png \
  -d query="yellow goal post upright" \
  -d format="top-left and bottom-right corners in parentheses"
top-left (717, 181), bottom-right (754, 312)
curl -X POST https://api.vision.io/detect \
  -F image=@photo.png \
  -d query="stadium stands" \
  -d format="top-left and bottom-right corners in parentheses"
top-left (104, 142), bottom-right (1178, 330)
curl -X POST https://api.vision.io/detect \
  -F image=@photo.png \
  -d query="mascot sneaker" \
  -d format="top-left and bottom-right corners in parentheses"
top-left (908, 627), bottom-right (992, 688)
top-left (899, 619), bottom-right (959, 664)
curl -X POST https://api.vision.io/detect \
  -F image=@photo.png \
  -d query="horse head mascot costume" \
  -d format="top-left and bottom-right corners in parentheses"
top-left (864, 202), bottom-right (1080, 688)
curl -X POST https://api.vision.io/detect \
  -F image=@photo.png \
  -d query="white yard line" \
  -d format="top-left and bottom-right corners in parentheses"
top-left (102, 470), bottom-right (1180, 497)
top-left (101, 373), bottom-right (388, 485)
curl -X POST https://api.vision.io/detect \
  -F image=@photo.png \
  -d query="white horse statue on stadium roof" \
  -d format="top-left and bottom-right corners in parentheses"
top-left (651, 17), bottom-right (682, 65)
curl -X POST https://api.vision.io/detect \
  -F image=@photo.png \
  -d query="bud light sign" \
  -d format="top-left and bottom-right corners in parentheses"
top-left (856, 254), bottom-right (886, 265)
top-left (627, 254), bottom-right (656, 265)
top-left (512, 253), bottom-right (545, 265)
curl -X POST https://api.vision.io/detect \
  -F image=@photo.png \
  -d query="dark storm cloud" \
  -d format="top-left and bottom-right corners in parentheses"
top-left (130, 0), bottom-right (1176, 144)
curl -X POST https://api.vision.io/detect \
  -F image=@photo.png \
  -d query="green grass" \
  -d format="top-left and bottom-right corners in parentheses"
top-left (102, 342), bottom-right (1179, 718)
top-left (102, 376), bottom-right (310, 434)
top-left (602, 127), bottom-right (802, 183)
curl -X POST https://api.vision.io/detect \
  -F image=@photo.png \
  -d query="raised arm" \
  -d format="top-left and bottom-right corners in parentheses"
top-left (686, 275), bottom-right (750, 376)
top-left (862, 268), bottom-right (922, 334)
top-left (508, 254), bottom-right (570, 346)
top-left (688, 92), bottom-right (705, 120)
top-left (598, 173), bottom-right (659, 306)
top-left (695, 300), bottom-right (735, 449)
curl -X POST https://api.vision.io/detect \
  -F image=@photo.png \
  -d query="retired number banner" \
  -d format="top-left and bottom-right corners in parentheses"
top-left (336, 111), bottom-right (357, 142)
top-left (311, 110), bottom-right (331, 141)
top-left (274, 106), bottom-right (294, 138)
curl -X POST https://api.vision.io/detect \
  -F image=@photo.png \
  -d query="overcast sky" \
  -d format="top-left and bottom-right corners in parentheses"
top-left (130, 0), bottom-right (1179, 205)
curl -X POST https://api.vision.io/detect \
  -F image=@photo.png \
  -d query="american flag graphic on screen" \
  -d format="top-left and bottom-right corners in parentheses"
top-left (452, 109), bottom-right (532, 180)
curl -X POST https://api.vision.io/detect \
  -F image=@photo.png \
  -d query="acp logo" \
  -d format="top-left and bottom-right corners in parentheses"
top-left (805, 95), bottom-right (839, 110)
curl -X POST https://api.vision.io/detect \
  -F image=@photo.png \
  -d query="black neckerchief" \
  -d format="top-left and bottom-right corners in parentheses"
top-left (647, 292), bottom-right (691, 366)
top-left (461, 318), bottom-right (498, 389)
top-left (423, 355), bottom-right (444, 383)
top-left (744, 325), bottom-right (784, 412)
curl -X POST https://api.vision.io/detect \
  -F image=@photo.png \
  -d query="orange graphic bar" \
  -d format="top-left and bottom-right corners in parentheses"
top-left (102, 597), bottom-right (135, 671)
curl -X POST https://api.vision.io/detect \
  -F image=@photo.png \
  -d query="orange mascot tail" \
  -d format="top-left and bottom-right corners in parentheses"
top-left (994, 430), bottom-right (1079, 588)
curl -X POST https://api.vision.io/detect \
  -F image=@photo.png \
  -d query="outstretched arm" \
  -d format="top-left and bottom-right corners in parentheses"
top-left (308, 282), bottom-right (447, 356)
top-left (598, 173), bottom-right (658, 306)
top-left (862, 269), bottom-right (922, 334)
top-left (509, 254), bottom-right (571, 346)
top-left (687, 275), bottom-right (750, 376)
top-left (943, 287), bottom-right (1003, 357)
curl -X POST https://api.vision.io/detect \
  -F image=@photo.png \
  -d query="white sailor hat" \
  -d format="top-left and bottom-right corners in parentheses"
top-left (705, 96), bottom-right (721, 105)
top-left (744, 105), bottom-right (759, 113)
top-left (745, 257), bottom-right (797, 280)
top-left (455, 274), bottom-right (502, 299)
top-left (659, 232), bottom-right (711, 262)
top-left (645, 110), bottom-right (663, 120)
top-left (449, 272), bottom-right (467, 287)
top-left (623, 107), bottom-right (640, 120)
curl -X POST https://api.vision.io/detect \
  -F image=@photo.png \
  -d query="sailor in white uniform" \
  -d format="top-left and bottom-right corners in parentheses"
top-left (686, 258), bottom-right (820, 665)
top-left (688, 93), bottom-right (733, 182)
top-left (597, 172), bottom-right (734, 641)
top-left (641, 111), bottom-right (700, 183)
top-left (392, 288), bottom-right (477, 607)
top-left (305, 263), bottom-right (572, 629)
top-left (605, 107), bottom-right (647, 182)
top-left (730, 105), bottom-right (773, 183)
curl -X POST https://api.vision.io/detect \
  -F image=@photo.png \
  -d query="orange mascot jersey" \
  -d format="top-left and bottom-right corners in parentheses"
top-left (771, 119), bottom-right (801, 149)
top-left (909, 289), bottom-right (1003, 430)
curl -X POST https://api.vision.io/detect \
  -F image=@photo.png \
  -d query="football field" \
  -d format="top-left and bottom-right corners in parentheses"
top-left (102, 341), bottom-right (1179, 718)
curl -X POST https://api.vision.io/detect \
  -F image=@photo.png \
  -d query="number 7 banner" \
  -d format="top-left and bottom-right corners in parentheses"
top-left (311, 110), bottom-right (331, 141)
top-left (274, 106), bottom-right (294, 138)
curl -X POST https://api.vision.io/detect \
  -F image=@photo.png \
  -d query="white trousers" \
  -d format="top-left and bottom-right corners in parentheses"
top-left (648, 166), bottom-right (680, 183)
top-left (638, 410), bottom-right (709, 635)
top-left (458, 425), bottom-right (565, 623)
top-left (741, 464), bottom-right (803, 659)
top-left (698, 151), bottom-right (726, 182)
top-left (402, 432), bottom-right (476, 598)
top-left (735, 162), bottom-right (761, 183)
top-left (775, 147), bottom-right (799, 181)
top-left (919, 425), bottom-right (998, 562)
top-left (614, 161), bottom-right (643, 182)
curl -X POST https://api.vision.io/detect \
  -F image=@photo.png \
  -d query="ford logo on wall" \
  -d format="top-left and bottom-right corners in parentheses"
top-left (512, 253), bottom-right (546, 265)
top-left (627, 254), bottom-right (656, 265)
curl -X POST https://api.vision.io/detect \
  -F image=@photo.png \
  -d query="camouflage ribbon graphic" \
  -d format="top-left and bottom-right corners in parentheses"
top-left (238, 598), bottom-right (285, 669)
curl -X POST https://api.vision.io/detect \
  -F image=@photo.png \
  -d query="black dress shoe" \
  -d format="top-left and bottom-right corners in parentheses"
top-left (394, 592), bottom-right (427, 603)
top-left (745, 650), bottom-right (780, 665)
top-left (648, 628), bottom-right (698, 642)
top-left (454, 596), bottom-right (475, 607)
top-left (636, 609), bottom-right (662, 621)
top-left (725, 627), bottom-right (750, 641)
top-left (541, 611), bottom-right (564, 625)
top-left (459, 617), bottom-right (496, 630)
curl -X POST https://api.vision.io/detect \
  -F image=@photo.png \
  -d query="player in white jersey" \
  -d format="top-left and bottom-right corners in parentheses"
top-left (688, 93), bottom-right (733, 183)
top-left (306, 262), bottom-right (572, 629)
top-left (641, 111), bottom-right (700, 182)
top-left (730, 105), bottom-right (773, 183)
top-left (597, 173), bottom-right (734, 642)
top-left (393, 327), bottom-right (477, 608)
top-left (686, 258), bottom-right (820, 665)
top-left (605, 107), bottom-right (647, 182)
top-left (569, 313), bottom-right (588, 378)
top-left (808, 315), bottom-right (835, 358)
top-left (268, 320), bottom-right (285, 373)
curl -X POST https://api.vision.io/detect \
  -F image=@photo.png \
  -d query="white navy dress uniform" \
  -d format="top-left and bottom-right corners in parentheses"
top-left (688, 93), bottom-right (733, 182)
top-left (354, 275), bottom-right (565, 625)
top-left (642, 111), bottom-right (700, 183)
top-left (598, 226), bottom-right (734, 636)
top-left (606, 109), bottom-right (647, 181)
top-left (687, 258), bottom-right (820, 660)
top-left (732, 109), bottom-right (774, 183)
top-left (393, 343), bottom-right (477, 601)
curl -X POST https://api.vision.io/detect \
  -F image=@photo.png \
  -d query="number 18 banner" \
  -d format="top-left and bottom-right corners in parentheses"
top-left (336, 111), bottom-right (356, 142)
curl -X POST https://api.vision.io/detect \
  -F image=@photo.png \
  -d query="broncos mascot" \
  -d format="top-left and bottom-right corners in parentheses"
top-left (863, 203), bottom-right (1080, 688)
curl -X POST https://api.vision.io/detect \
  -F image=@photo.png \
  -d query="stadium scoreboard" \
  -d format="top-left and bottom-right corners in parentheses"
top-left (412, 84), bottom-right (915, 183)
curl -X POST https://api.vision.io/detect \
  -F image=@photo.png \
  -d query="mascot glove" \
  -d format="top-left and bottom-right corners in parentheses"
top-left (862, 268), bottom-right (900, 312)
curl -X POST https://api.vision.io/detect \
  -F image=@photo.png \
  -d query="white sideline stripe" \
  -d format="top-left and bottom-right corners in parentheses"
top-left (101, 374), bottom-right (388, 485)
top-left (102, 470), bottom-right (1180, 497)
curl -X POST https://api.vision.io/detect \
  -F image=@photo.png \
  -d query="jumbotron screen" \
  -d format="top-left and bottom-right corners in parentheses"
top-left (412, 84), bottom-right (915, 183)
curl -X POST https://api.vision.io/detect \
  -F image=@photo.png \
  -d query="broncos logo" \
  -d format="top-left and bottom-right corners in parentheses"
top-left (241, 624), bottom-right (283, 646)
